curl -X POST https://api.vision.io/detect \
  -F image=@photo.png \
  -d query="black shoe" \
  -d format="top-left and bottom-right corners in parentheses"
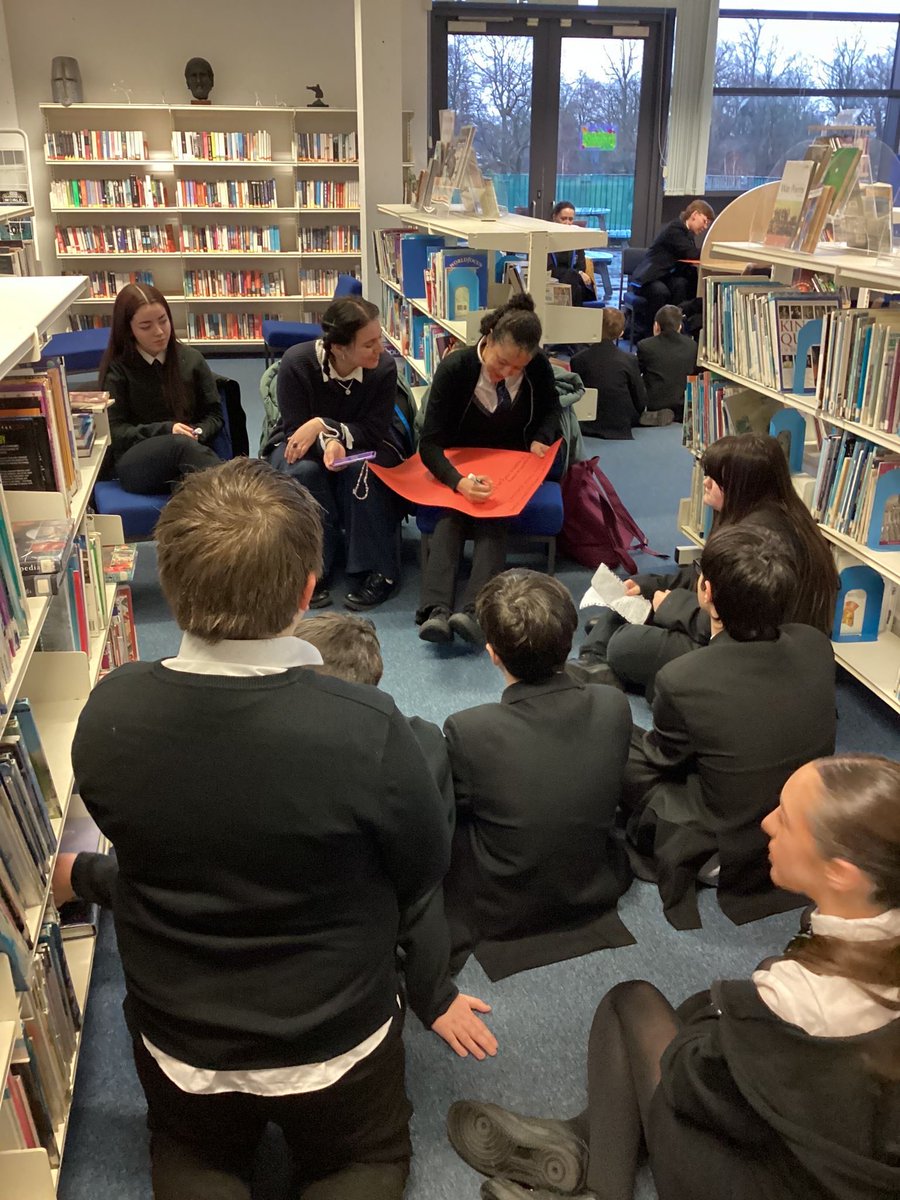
top-left (449, 609), bottom-right (486, 647)
top-left (344, 573), bottom-right (397, 611)
top-left (482, 1181), bottom-right (597, 1200)
top-left (447, 1100), bottom-right (587, 1193)
top-left (565, 658), bottom-right (625, 690)
top-left (418, 606), bottom-right (453, 643)
top-left (309, 583), bottom-right (332, 610)
top-left (639, 408), bottom-right (675, 427)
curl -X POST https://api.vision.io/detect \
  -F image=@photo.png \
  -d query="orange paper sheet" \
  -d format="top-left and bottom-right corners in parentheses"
top-left (370, 441), bottom-right (562, 519)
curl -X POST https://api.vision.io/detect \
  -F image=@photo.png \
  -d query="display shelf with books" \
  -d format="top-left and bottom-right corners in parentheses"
top-left (680, 208), bottom-right (900, 712)
top-left (40, 105), bottom-right (411, 346)
top-left (374, 204), bottom-right (608, 383)
top-left (0, 274), bottom-right (134, 1192)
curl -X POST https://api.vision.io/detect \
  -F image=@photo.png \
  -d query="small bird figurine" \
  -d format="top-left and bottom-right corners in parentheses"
top-left (306, 83), bottom-right (327, 108)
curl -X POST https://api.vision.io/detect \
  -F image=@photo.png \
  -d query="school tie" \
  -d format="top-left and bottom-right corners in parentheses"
top-left (495, 379), bottom-right (512, 412)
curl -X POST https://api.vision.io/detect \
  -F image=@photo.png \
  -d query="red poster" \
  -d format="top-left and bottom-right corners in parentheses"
top-left (370, 441), bottom-right (562, 518)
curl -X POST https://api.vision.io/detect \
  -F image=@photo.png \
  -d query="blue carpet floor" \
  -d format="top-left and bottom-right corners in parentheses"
top-left (58, 356), bottom-right (900, 1200)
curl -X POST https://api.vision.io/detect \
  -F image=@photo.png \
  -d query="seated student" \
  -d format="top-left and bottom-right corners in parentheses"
top-left (447, 753), bottom-right (900, 1200)
top-left (443, 570), bottom-right (634, 981)
top-left (570, 432), bottom-right (839, 696)
top-left (622, 524), bottom-right (837, 929)
top-left (630, 199), bottom-right (713, 338)
top-left (570, 309), bottom-right (647, 438)
top-left (417, 294), bottom-right (562, 647)
top-left (636, 303), bottom-right (697, 421)
top-left (547, 200), bottom-right (596, 307)
top-left (70, 459), bottom-right (451, 1200)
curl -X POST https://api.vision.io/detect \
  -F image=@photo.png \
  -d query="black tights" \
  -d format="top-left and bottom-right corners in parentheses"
top-left (570, 981), bottom-right (681, 1200)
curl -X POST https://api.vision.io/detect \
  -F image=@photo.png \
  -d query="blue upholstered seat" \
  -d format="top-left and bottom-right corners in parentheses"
top-left (262, 274), bottom-right (363, 365)
top-left (415, 481), bottom-right (564, 573)
top-left (43, 328), bottom-right (110, 373)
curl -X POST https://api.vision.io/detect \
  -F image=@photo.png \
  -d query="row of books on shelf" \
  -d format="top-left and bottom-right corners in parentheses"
top-left (72, 269), bottom-right (154, 299)
top-left (50, 175), bottom-right (168, 210)
top-left (55, 223), bottom-right (177, 256)
top-left (373, 229), bottom-right (490, 322)
top-left (45, 129), bottom-right (147, 161)
top-left (170, 130), bottom-right (272, 162)
top-left (295, 180), bottom-right (359, 209)
top-left (297, 269), bottom-right (351, 297)
top-left (183, 269), bottom-right (286, 298)
top-left (298, 225), bottom-right (360, 253)
top-left (814, 308), bottom-right (900, 434)
top-left (812, 432), bottom-right (900, 548)
top-left (295, 132), bottom-right (357, 162)
top-left (180, 223), bottom-right (281, 254)
top-left (185, 312), bottom-right (275, 340)
top-left (0, 366), bottom-right (81, 509)
top-left (174, 178), bottom-right (278, 209)
top-left (0, 912), bottom-right (81, 1166)
top-left (703, 276), bottom-right (845, 392)
top-left (381, 285), bottom-right (460, 375)
top-left (683, 373), bottom-right (781, 454)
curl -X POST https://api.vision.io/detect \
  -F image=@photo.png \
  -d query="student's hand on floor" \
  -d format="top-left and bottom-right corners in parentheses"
top-left (458, 476), bottom-right (493, 503)
top-left (431, 994), bottom-right (497, 1060)
top-left (652, 589), bottom-right (671, 611)
top-left (285, 418), bottom-right (325, 464)
top-left (52, 852), bottom-right (78, 907)
top-left (172, 422), bottom-right (197, 438)
top-left (323, 439), bottom-right (346, 470)
top-left (623, 580), bottom-right (641, 596)
top-left (529, 441), bottom-right (551, 458)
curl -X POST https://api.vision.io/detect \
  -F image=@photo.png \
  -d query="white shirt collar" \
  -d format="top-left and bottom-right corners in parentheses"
top-left (315, 338), bottom-right (363, 386)
top-left (138, 346), bottom-right (167, 366)
top-left (810, 907), bottom-right (900, 941)
top-left (163, 631), bottom-right (323, 677)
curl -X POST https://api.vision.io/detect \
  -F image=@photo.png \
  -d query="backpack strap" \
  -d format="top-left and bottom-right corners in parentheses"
top-left (589, 463), bottom-right (667, 561)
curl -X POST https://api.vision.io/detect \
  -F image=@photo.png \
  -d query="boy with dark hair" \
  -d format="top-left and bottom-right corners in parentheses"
top-left (636, 302), bottom-right (697, 422)
top-left (443, 570), bottom-right (634, 980)
top-left (623, 524), bottom-right (836, 932)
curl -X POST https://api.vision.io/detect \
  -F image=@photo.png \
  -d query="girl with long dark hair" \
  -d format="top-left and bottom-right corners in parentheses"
top-left (572, 433), bottom-right (839, 694)
top-left (448, 753), bottom-right (900, 1200)
top-left (99, 284), bottom-right (222, 494)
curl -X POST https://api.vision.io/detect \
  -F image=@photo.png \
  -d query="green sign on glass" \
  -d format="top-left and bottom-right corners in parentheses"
top-left (581, 125), bottom-right (617, 151)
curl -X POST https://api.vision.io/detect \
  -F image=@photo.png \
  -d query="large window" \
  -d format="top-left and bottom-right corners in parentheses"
top-left (707, 6), bottom-right (900, 189)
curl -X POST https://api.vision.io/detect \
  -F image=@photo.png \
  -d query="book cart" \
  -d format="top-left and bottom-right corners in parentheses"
top-left (375, 203), bottom-right (607, 394)
top-left (40, 104), bottom-right (413, 348)
top-left (0, 276), bottom-right (130, 1195)
top-left (677, 184), bottom-right (900, 714)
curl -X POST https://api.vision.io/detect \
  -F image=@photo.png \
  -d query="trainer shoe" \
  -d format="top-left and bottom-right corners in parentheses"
top-left (564, 658), bottom-right (625, 690)
top-left (418, 606), bottom-right (453, 643)
top-left (639, 408), bottom-right (675, 427)
top-left (447, 1100), bottom-right (587, 1193)
top-left (449, 609), bottom-right (486, 647)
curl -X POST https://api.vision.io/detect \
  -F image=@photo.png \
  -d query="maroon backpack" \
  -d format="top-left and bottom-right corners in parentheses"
top-left (559, 457), bottom-right (664, 573)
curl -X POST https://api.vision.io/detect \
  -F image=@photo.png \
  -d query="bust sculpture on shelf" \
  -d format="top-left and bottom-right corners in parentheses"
top-left (307, 83), bottom-right (328, 108)
top-left (185, 57), bottom-right (214, 104)
top-left (51, 56), bottom-right (83, 106)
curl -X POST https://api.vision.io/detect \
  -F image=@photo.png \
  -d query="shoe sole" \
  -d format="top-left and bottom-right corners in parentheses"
top-left (419, 620), bottom-right (453, 644)
top-left (447, 1101), bottom-right (587, 1193)
top-left (343, 587), bottom-right (397, 612)
top-left (449, 614), bottom-right (486, 647)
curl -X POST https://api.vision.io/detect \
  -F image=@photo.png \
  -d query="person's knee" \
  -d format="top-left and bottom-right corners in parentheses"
top-left (607, 979), bottom-right (668, 1020)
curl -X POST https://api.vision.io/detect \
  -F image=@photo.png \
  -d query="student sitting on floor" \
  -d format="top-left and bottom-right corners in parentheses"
top-left (622, 523), bottom-right (836, 930)
top-left (570, 308), bottom-right (648, 438)
top-left (636, 303), bottom-right (697, 422)
top-left (442, 569), bottom-right (634, 982)
top-left (447, 753), bottom-right (900, 1200)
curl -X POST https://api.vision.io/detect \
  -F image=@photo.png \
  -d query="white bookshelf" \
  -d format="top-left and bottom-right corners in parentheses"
top-left (682, 233), bottom-right (900, 712)
top-left (375, 203), bottom-right (609, 384)
top-left (40, 104), bottom-right (413, 346)
top-left (0, 276), bottom-right (125, 1193)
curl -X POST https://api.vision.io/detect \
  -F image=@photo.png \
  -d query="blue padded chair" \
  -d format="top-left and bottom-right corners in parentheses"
top-left (262, 274), bottom-right (363, 365)
top-left (92, 382), bottom-right (238, 539)
top-left (416, 481), bottom-right (564, 575)
top-left (43, 327), bottom-right (110, 374)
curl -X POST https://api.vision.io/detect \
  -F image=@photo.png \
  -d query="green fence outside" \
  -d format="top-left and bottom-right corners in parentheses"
top-left (492, 173), bottom-right (635, 234)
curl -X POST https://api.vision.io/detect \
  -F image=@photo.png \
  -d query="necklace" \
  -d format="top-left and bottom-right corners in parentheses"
top-left (332, 376), bottom-right (354, 396)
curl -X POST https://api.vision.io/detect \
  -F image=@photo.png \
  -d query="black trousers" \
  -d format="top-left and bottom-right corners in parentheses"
top-left (580, 610), bottom-right (696, 699)
top-left (116, 435), bottom-right (221, 495)
top-left (269, 446), bottom-right (402, 581)
top-left (130, 1019), bottom-right (412, 1200)
top-left (418, 513), bottom-right (508, 617)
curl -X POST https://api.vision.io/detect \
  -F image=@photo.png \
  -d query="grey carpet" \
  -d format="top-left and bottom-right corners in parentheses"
top-left (58, 355), bottom-right (900, 1200)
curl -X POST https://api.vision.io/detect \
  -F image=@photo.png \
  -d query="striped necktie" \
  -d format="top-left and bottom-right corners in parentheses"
top-left (496, 379), bottom-right (512, 411)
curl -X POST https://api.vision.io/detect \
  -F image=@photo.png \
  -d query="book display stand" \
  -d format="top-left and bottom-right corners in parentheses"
top-left (41, 104), bottom-right (413, 347)
top-left (0, 276), bottom-right (134, 1193)
top-left (678, 176), bottom-right (900, 713)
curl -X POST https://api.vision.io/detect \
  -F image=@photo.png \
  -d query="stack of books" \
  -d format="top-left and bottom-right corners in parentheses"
top-left (179, 224), bottom-right (281, 253)
top-left (170, 130), bottom-right (272, 162)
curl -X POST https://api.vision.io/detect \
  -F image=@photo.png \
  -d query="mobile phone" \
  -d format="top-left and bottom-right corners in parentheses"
top-left (329, 449), bottom-right (377, 469)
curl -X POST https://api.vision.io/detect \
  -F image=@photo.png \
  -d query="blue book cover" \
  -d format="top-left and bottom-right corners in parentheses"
top-left (855, 324), bottom-right (873, 416)
top-left (399, 235), bottom-right (443, 299)
top-left (440, 250), bottom-right (489, 318)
